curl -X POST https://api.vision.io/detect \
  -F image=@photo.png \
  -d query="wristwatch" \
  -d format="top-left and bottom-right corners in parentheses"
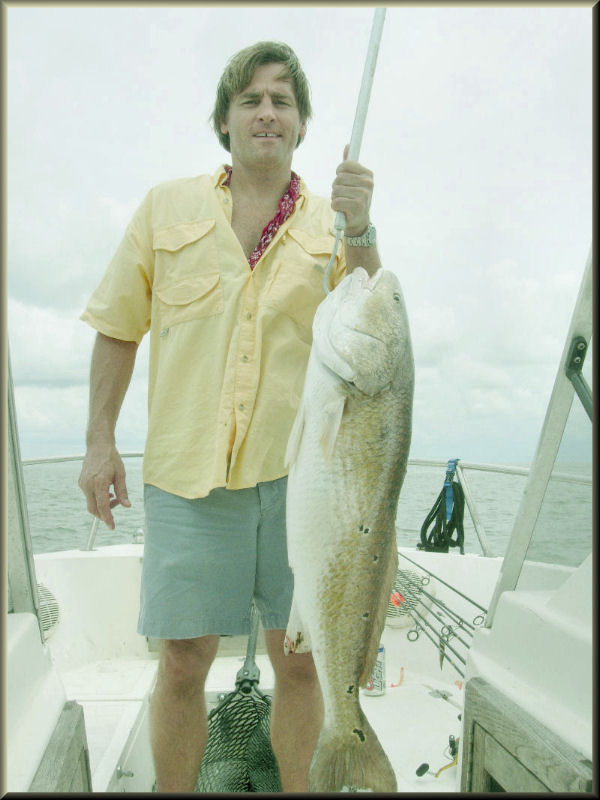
top-left (344, 223), bottom-right (376, 247)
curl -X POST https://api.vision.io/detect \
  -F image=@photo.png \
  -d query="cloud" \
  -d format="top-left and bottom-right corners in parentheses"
top-left (8, 298), bottom-right (96, 385)
top-left (6, 5), bottom-right (592, 466)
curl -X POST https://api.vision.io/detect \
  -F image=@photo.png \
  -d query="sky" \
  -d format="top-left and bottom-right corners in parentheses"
top-left (5, 3), bottom-right (593, 466)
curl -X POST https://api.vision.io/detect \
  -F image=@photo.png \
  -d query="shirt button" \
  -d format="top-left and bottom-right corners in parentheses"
top-left (241, 355), bottom-right (249, 362)
top-left (246, 312), bottom-right (252, 320)
top-left (282, 234), bottom-right (287, 244)
top-left (239, 403), bottom-right (245, 411)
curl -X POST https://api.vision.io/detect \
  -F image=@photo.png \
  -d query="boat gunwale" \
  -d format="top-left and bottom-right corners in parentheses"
top-left (20, 453), bottom-right (593, 486)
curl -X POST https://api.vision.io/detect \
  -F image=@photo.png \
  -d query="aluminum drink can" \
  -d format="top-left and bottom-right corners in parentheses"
top-left (362, 645), bottom-right (385, 696)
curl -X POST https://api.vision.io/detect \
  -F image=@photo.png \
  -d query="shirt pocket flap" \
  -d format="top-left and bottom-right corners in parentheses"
top-left (287, 228), bottom-right (336, 256)
top-left (153, 219), bottom-right (216, 252)
top-left (155, 273), bottom-right (221, 306)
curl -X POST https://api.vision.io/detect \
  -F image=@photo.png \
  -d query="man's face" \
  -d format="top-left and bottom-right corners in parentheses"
top-left (221, 62), bottom-right (307, 170)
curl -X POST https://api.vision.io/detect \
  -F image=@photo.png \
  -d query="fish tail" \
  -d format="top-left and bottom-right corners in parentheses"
top-left (309, 713), bottom-right (397, 792)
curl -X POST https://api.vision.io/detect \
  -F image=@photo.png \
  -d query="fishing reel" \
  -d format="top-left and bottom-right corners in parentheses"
top-left (416, 734), bottom-right (459, 779)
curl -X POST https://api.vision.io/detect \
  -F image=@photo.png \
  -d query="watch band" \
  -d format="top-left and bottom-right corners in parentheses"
top-left (344, 223), bottom-right (376, 247)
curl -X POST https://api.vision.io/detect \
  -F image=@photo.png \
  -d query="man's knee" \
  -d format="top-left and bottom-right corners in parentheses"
top-left (158, 635), bottom-right (220, 691)
top-left (265, 630), bottom-right (320, 687)
top-left (277, 652), bottom-right (320, 688)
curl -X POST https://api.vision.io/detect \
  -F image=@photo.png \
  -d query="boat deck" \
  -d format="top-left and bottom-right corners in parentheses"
top-left (60, 648), bottom-right (462, 792)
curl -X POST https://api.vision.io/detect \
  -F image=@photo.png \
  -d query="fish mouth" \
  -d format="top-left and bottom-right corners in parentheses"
top-left (351, 327), bottom-right (386, 345)
top-left (334, 320), bottom-right (387, 348)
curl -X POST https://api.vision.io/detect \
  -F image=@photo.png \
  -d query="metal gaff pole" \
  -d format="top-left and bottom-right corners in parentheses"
top-left (323, 7), bottom-right (386, 295)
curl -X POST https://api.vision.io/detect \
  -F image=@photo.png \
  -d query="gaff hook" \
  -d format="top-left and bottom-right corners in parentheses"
top-left (322, 8), bottom-right (386, 295)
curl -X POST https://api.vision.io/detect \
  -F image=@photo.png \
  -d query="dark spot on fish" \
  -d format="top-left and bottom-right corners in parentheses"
top-left (347, 685), bottom-right (354, 694)
top-left (373, 555), bottom-right (379, 562)
top-left (359, 525), bottom-right (364, 531)
top-left (362, 612), bottom-right (369, 619)
top-left (363, 527), bottom-right (370, 534)
top-left (353, 728), bottom-right (366, 742)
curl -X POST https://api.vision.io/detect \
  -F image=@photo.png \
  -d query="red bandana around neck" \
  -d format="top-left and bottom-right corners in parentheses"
top-left (223, 165), bottom-right (300, 269)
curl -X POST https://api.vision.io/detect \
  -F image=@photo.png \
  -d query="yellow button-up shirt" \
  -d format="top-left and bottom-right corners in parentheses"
top-left (81, 166), bottom-right (346, 498)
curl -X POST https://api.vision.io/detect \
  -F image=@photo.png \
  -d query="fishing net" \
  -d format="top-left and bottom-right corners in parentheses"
top-left (195, 685), bottom-right (281, 792)
top-left (195, 603), bottom-right (282, 793)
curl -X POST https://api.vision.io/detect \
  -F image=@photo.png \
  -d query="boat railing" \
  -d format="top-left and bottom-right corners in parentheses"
top-left (19, 453), bottom-right (592, 554)
top-left (406, 458), bottom-right (591, 560)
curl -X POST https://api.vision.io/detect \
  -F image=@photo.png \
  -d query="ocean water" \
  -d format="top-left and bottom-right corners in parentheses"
top-left (21, 457), bottom-right (592, 569)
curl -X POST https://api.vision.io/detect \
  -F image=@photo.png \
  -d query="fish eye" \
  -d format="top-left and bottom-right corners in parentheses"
top-left (393, 293), bottom-right (401, 302)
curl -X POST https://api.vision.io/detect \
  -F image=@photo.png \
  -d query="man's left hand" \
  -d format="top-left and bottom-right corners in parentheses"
top-left (331, 144), bottom-right (374, 236)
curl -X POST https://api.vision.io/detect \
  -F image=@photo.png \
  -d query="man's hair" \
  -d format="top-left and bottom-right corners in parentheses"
top-left (211, 41), bottom-right (312, 152)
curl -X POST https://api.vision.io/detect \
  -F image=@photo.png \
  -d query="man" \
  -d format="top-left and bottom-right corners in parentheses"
top-left (78, 41), bottom-right (381, 792)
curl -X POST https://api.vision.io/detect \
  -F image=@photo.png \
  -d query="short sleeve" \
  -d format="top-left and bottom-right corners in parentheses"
top-left (80, 192), bottom-right (154, 344)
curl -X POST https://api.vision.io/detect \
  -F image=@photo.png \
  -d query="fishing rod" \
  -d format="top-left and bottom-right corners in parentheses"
top-left (418, 585), bottom-right (478, 636)
top-left (406, 607), bottom-right (466, 678)
top-left (408, 606), bottom-right (468, 663)
top-left (398, 550), bottom-right (488, 618)
top-left (424, 604), bottom-right (474, 651)
top-left (394, 568), bottom-right (477, 638)
top-left (322, 7), bottom-right (386, 295)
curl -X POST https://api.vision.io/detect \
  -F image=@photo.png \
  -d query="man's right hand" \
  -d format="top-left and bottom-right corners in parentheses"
top-left (78, 444), bottom-right (131, 530)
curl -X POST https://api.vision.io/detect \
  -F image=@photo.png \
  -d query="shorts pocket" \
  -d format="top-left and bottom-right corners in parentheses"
top-left (155, 273), bottom-right (224, 328)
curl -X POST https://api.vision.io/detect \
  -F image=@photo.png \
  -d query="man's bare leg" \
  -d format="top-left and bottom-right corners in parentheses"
top-left (264, 629), bottom-right (324, 792)
top-left (150, 635), bottom-right (220, 792)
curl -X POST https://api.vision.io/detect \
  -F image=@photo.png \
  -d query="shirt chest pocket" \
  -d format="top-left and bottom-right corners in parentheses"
top-left (267, 228), bottom-right (339, 335)
top-left (153, 219), bottom-right (224, 328)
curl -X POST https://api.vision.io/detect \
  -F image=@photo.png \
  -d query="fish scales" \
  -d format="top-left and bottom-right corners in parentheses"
top-left (284, 266), bottom-right (414, 793)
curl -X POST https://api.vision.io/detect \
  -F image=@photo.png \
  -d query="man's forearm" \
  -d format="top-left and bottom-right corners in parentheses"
top-left (86, 332), bottom-right (138, 446)
top-left (345, 241), bottom-right (382, 278)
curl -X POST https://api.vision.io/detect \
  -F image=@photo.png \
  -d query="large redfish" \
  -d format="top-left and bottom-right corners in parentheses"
top-left (284, 266), bottom-right (414, 792)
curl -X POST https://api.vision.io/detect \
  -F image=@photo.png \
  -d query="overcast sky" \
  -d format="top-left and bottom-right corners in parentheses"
top-left (6, 4), bottom-right (593, 465)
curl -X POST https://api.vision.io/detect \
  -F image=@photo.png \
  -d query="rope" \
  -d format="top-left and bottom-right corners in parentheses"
top-left (418, 460), bottom-right (465, 554)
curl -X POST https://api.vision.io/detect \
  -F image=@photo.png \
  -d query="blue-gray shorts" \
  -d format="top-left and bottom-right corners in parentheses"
top-left (137, 477), bottom-right (293, 639)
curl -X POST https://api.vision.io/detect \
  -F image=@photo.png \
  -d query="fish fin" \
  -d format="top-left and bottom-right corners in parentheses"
top-left (309, 713), bottom-right (396, 792)
top-left (319, 395), bottom-right (346, 465)
top-left (284, 594), bottom-right (312, 655)
top-left (359, 543), bottom-right (398, 687)
top-left (284, 400), bottom-right (306, 468)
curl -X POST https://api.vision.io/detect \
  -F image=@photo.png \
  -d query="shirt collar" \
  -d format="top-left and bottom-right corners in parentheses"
top-left (213, 164), bottom-right (307, 200)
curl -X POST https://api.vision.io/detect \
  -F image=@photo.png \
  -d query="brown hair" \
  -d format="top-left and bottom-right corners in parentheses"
top-left (211, 41), bottom-right (312, 152)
